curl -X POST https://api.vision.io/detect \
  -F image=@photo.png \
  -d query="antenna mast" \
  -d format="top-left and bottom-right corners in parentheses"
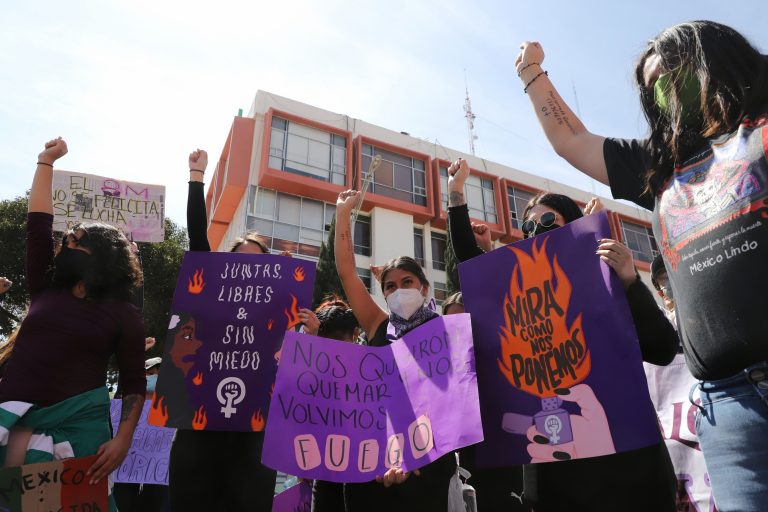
top-left (463, 74), bottom-right (478, 156)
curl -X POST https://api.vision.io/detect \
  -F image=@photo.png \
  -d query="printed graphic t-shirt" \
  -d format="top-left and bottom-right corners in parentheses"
top-left (605, 114), bottom-right (768, 380)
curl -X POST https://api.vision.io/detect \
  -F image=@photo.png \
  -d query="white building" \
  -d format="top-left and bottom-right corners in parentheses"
top-left (205, 91), bottom-right (660, 306)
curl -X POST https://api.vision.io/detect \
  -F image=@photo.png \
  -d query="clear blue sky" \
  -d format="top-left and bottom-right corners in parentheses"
top-left (1, 0), bottom-right (765, 226)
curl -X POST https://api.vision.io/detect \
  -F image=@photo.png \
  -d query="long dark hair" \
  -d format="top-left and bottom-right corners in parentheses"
top-left (315, 296), bottom-right (359, 339)
top-left (54, 222), bottom-right (143, 301)
top-left (379, 256), bottom-right (430, 294)
top-left (522, 192), bottom-right (584, 226)
top-left (636, 20), bottom-right (768, 191)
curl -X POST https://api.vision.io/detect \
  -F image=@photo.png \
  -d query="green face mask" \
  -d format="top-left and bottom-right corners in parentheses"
top-left (653, 70), bottom-right (702, 126)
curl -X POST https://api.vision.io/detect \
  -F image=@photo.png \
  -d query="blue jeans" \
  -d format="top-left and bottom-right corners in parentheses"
top-left (693, 362), bottom-right (768, 512)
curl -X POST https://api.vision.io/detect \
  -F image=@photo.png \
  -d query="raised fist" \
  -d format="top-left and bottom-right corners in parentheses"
top-left (189, 149), bottom-right (208, 172)
top-left (38, 137), bottom-right (68, 165)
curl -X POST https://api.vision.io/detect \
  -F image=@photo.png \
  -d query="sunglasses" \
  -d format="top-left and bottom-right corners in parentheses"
top-left (521, 212), bottom-right (558, 237)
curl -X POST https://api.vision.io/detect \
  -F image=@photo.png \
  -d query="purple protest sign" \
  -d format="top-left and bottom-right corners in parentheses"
top-left (458, 211), bottom-right (661, 467)
top-left (150, 252), bottom-right (316, 432)
top-left (261, 314), bottom-right (482, 483)
top-left (109, 400), bottom-right (174, 485)
top-left (271, 481), bottom-right (312, 512)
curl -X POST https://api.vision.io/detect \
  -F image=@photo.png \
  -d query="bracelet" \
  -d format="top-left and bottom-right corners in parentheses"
top-left (517, 62), bottom-right (540, 77)
top-left (524, 70), bottom-right (548, 93)
top-left (37, 162), bottom-right (53, 167)
top-left (189, 169), bottom-right (204, 174)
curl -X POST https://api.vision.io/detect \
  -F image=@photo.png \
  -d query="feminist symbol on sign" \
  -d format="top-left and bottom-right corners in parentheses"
top-left (216, 377), bottom-right (246, 418)
top-left (545, 415), bottom-right (563, 444)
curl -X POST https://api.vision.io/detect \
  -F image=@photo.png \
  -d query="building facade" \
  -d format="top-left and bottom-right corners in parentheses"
top-left (205, 91), bottom-right (660, 307)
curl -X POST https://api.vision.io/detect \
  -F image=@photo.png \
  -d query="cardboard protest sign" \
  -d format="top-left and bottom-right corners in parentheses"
top-left (271, 481), bottom-right (312, 512)
top-left (262, 314), bottom-right (482, 483)
top-left (52, 170), bottom-right (165, 242)
top-left (109, 400), bottom-right (174, 485)
top-left (150, 252), bottom-right (316, 432)
top-left (644, 354), bottom-right (717, 511)
top-left (459, 211), bottom-right (661, 467)
top-left (0, 456), bottom-right (107, 511)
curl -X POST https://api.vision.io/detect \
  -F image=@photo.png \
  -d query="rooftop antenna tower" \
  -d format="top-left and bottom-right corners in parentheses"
top-left (463, 72), bottom-right (478, 156)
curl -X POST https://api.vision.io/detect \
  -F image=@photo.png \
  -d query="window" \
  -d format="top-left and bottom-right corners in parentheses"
top-left (269, 116), bottom-right (347, 185)
top-left (621, 220), bottom-right (658, 264)
top-left (353, 216), bottom-right (371, 256)
top-left (247, 187), bottom-right (336, 258)
top-left (413, 227), bottom-right (425, 267)
top-left (431, 232), bottom-right (447, 271)
top-left (362, 144), bottom-right (427, 206)
top-left (507, 186), bottom-right (537, 230)
top-left (357, 267), bottom-right (373, 292)
top-left (433, 281), bottom-right (448, 306)
top-left (439, 167), bottom-right (497, 222)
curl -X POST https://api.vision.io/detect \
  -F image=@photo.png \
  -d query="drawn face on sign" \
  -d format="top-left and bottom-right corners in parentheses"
top-left (169, 316), bottom-right (203, 377)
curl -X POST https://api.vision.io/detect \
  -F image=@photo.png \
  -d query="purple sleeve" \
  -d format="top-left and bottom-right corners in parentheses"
top-left (115, 304), bottom-right (147, 397)
top-left (26, 213), bottom-right (55, 298)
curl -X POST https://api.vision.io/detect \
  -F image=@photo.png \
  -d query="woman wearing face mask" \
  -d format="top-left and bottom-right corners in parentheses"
top-left (447, 160), bottom-right (679, 511)
top-left (334, 189), bottom-right (456, 512)
top-left (516, 21), bottom-right (768, 509)
top-left (0, 139), bottom-right (145, 507)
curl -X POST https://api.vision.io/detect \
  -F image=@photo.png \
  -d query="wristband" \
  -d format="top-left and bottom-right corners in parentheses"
top-left (517, 62), bottom-right (540, 77)
top-left (190, 169), bottom-right (204, 174)
top-left (524, 70), bottom-right (548, 93)
top-left (37, 162), bottom-right (53, 167)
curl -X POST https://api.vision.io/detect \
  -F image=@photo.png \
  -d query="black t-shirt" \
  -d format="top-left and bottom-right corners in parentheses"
top-left (605, 115), bottom-right (768, 380)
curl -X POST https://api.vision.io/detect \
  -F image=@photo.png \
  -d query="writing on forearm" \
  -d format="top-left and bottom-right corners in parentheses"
top-left (540, 91), bottom-right (577, 135)
top-left (448, 191), bottom-right (465, 207)
top-left (120, 394), bottom-right (142, 423)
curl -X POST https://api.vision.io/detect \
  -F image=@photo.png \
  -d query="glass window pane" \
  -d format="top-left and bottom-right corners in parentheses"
top-left (393, 164), bottom-right (413, 190)
top-left (466, 185), bottom-right (484, 211)
top-left (268, 156), bottom-right (283, 170)
top-left (277, 194), bottom-right (300, 224)
top-left (274, 222), bottom-right (299, 241)
top-left (300, 199), bottom-right (323, 231)
top-left (483, 188), bottom-right (496, 210)
top-left (413, 159), bottom-right (425, 171)
top-left (246, 217), bottom-right (274, 237)
top-left (481, 178), bottom-right (493, 189)
top-left (431, 232), bottom-right (446, 271)
top-left (272, 117), bottom-right (287, 130)
top-left (254, 189), bottom-right (276, 219)
top-left (324, 205), bottom-right (336, 230)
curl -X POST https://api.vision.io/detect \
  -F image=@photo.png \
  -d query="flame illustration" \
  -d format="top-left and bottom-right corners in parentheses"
top-left (497, 238), bottom-right (591, 398)
top-left (284, 294), bottom-right (302, 329)
top-left (293, 267), bottom-right (305, 282)
top-left (251, 409), bottom-right (266, 431)
top-left (192, 405), bottom-right (207, 430)
top-left (188, 268), bottom-right (205, 294)
top-left (148, 394), bottom-right (169, 427)
top-left (269, 383), bottom-right (275, 398)
top-left (267, 319), bottom-right (274, 331)
top-left (192, 371), bottom-right (203, 386)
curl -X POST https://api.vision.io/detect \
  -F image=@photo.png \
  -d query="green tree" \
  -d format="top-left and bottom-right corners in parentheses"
top-left (137, 218), bottom-right (189, 356)
top-left (0, 195), bottom-right (30, 337)
top-left (313, 216), bottom-right (346, 307)
top-left (444, 227), bottom-right (461, 295)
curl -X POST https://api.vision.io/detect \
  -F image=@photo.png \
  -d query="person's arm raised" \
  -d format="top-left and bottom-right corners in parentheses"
top-left (29, 138), bottom-right (68, 214)
top-left (516, 42), bottom-right (608, 185)
top-left (187, 149), bottom-right (211, 251)
top-left (334, 190), bottom-right (387, 336)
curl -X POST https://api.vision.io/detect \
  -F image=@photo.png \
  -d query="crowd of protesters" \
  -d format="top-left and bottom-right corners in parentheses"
top-left (0, 19), bottom-right (765, 512)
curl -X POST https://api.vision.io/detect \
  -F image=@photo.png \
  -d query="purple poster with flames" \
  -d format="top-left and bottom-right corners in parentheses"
top-left (261, 314), bottom-right (482, 483)
top-left (459, 211), bottom-right (661, 467)
top-left (149, 252), bottom-right (315, 432)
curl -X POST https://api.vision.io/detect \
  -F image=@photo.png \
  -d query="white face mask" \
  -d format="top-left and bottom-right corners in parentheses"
top-left (386, 287), bottom-right (426, 320)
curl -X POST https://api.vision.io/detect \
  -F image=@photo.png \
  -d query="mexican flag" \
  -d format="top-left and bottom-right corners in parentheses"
top-left (0, 456), bottom-right (107, 511)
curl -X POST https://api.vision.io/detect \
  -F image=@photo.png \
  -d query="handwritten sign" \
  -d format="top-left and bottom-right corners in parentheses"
top-left (459, 212), bottom-right (661, 467)
top-left (52, 170), bottom-right (165, 242)
top-left (262, 314), bottom-right (482, 483)
top-left (109, 400), bottom-right (174, 485)
top-left (150, 252), bottom-right (316, 432)
top-left (0, 456), bottom-right (107, 511)
top-left (271, 481), bottom-right (312, 512)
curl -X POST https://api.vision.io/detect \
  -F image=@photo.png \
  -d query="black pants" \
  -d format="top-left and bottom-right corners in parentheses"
top-left (311, 480), bottom-right (345, 512)
top-left (113, 483), bottom-right (170, 512)
top-left (458, 444), bottom-right (527, 511)
top-left (342, 453), bottom-right (455, 512)
top-left (168, 430), bottom-right (277, 512)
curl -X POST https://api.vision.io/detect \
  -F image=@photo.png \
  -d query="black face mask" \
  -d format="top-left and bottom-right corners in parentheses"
top-left (52, 246), bottom-right (92, 288)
